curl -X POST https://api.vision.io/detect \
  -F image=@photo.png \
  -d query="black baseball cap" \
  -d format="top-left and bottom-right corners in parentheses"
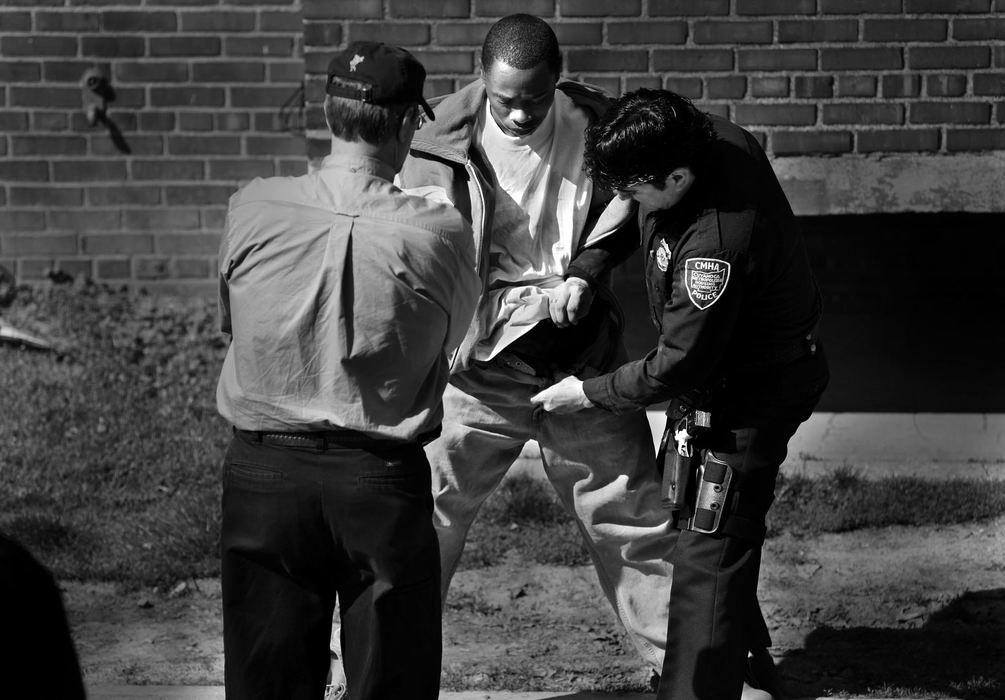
top-left (326, 41), bottom-right (435, 121)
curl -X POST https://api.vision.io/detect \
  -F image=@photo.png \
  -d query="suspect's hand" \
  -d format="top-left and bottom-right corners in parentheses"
top-left (530, 375), bottom-right (595, 413)
top-left (548, 278), bottom-right (594, 328)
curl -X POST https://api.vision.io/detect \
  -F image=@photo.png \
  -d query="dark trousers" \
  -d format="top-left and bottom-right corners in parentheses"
top-left (657, 421), bottom-right (801, 700)
top-left (221, 430), bottom-right (442, 700)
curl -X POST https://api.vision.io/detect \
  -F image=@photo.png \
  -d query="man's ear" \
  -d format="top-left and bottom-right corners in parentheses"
top-left (397, 105), bottom-right (416, 144)
top-left (669, 167), bottom-right (695, 192)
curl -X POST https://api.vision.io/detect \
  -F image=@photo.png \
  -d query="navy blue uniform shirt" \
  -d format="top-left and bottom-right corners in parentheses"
top-left (583, 114), bottom-right (829, 425)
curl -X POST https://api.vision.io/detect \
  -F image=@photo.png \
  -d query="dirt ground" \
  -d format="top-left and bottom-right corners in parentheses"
top-left (68, 515), bottom-right (1005, 699)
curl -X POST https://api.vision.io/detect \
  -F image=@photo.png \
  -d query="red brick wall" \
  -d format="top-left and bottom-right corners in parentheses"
top-left (303, 1), bottom-right (1005, 161)
top-left (0, 0), bottom-right (306, 295)
top-left (2, 2), bottom-right (1003, 294)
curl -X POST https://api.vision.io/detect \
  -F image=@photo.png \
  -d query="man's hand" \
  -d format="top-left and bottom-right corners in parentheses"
top-left (548, 278), bottom-right (593, 328)
top-left (530, 375), bottom-right (595, 413)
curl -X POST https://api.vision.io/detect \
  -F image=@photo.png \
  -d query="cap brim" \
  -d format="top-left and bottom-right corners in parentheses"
top-left (419, 98), bottom-right (435, 121)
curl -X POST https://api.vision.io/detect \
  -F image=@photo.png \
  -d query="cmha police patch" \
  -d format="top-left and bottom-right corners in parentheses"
top-left (684, 257), bottom-right (730, 309)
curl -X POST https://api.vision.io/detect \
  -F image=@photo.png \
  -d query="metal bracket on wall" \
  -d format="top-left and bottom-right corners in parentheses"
top-left (80, 67), bottom-right (130, 154)
top-left (81, 67), bottom-right (114, 126)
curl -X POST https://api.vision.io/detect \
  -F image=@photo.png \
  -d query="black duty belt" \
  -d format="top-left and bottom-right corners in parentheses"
top-left (235, 427), bottom-right (440, 450)
top-left (738, 331), bottom-right (820, 370)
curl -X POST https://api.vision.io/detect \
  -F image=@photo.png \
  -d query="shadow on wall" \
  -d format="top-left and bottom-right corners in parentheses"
top-left (613, 213), bottom-right (1005, 414)
top-left (775, 588), bottom-right (1005, 699)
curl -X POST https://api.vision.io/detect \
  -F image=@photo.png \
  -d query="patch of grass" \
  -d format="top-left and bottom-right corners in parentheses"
top-left (4, 282), bottom-right (1005, 585)
top-left (0, 282), bottom-right (228, 587)
top-left (464, 477), bottom-right (590, 567)
top-left (441, 660), bottom-right (650, 693)
top-left (949, 676), bottom-right (1003, 700)
top-left (768, 466), bottom-right (1005, 537)
top-left (860, 685), bottom-right (960, 699)
top-left (460, 467), bottom-right (1005, 570)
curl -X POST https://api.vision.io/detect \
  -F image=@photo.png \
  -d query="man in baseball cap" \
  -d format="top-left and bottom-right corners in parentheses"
top-left (217, 40), bottom-right (477, 700)
top-left (327, 40), bottom-right (435, 122)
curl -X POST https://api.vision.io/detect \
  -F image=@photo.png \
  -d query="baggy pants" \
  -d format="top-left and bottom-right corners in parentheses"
top-left (427, 360), bottom-right (676, 668)
top-left (221, 430), bottom-right (442, 700)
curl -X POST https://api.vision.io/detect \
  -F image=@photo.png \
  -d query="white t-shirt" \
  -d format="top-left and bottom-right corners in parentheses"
top-left (473, 90), bottom-right (593, 359)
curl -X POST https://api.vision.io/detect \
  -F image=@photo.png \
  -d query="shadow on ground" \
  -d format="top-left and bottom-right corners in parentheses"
top-left (775, 588), bottom-right (1005, 700)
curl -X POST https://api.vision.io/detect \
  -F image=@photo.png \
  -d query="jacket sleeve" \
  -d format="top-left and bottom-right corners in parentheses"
top-left (582, 241), bottom-right (747, 413)
top-left (566, 187), bottom-right (641, 287)
top-left (442, 221), bottom-right (480, 356)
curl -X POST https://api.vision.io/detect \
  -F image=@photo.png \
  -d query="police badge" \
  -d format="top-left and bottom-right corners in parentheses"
top-left (684, 257), bottom-right (730, 310)
top-left (656, 238), bottom-right (672, 272)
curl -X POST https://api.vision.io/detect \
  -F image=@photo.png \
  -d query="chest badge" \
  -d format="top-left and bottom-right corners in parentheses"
top-left (655, 238), bottom-right (672, 272)
top-left (684, 257), bottom-right (731, 310)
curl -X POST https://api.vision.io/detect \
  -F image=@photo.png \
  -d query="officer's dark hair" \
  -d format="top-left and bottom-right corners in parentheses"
top-left (585, 88), bottom-right (716, 191)
top-left (481, 14), bottom-right (562, 77)
top-left (323, 76), bottom-right (414, 145)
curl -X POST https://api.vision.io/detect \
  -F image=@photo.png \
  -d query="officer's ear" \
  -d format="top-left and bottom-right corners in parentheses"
top-left (667, 167), bottom-right (696, 196)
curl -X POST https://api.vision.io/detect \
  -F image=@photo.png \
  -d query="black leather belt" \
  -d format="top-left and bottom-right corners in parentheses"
top-left (235, 427), bottom-right (440, 449)
top-left (491, 349), bottom-right (552, 377)
top-left (738, 331), bottom-right (820, 370)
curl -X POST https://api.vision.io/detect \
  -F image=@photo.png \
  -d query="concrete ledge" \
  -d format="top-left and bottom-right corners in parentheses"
top-left (87, 688), bottom-right (956, 700)
top-left (783, 412), bottom-right (1005, 479)
top-left (509, 412), bottom-right (1005, 482)
top-left (774, 153), bottom-right (1005, 215)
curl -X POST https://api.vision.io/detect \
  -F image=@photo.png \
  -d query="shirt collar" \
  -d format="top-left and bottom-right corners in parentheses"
top-left (319, 152), bottom-right (396, 182)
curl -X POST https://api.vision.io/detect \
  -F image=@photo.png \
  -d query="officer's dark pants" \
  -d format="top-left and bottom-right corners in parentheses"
top-left (657, 420), bottom-right (801, 700)
top-left (221, 430), bottom-right (442, 700)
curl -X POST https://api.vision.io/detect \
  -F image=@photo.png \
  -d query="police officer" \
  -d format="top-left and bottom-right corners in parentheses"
top-left (531, 88), bottom-right (829, 700)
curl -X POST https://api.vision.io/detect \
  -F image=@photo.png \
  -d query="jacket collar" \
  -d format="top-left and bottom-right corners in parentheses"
top-left (408, 78), bottom-right (612, 165)
top-left (408, 80), bottom-right (485, 165)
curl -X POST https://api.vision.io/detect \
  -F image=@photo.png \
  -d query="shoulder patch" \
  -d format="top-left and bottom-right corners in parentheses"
top-left (683, 257), bottom-right (730, 310)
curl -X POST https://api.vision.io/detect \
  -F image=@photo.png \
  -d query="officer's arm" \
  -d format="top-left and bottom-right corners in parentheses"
top-left (566, 187), bottom-right (640, 288)
top-left (548, 183), bottom-right (640, 326)
top-left (565, 222), bottom-right (639, 287)
top-left (583, 247), bottom-right (746, 413)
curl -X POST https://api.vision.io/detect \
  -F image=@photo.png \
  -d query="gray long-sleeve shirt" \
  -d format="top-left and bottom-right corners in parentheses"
top-left (216, 153), bottom-right (479, 440)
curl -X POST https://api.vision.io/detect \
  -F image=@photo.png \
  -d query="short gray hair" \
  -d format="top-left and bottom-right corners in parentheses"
top-left (323, 76), bottom-right (411, 144)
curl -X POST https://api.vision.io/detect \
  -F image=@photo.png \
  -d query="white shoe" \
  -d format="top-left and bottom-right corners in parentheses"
top-left (324, 651), bottom-right (347, 700)
top-left (323, 680), bottom-right (347, 700)
top-left (741, 681), bottom-right (775, 700)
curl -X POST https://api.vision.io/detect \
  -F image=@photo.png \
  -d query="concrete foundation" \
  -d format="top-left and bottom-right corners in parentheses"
top-left (775, 154), bottom-right (1005, 215)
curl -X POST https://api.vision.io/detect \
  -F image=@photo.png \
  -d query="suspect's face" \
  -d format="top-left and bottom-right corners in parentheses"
top-left (482, 59), bottom-right (558, 137)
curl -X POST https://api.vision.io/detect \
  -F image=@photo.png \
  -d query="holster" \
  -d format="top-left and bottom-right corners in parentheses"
top-left (656, 409), bottom-right (710, 512)
top-left (683, 451), bottom-right (734, 534)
